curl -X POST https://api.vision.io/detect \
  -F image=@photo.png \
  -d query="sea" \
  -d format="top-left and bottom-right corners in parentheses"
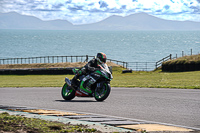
top-left (0, 29), bottom-right (200, 62)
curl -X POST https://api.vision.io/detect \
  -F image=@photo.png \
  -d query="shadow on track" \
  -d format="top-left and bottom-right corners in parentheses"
top-left (55, 100), bottom-right (97, 103)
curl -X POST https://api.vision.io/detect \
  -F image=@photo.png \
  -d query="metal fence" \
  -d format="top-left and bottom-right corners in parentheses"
top-left (155, 50), bottom-right (200, 69)
top-left (107, 59), bottom-right (128, 68)
top-left (0, 55), bottom-right (129, 69)
top-left (127, 62), bottom-right (156, 71)
top-left (0, 55), bottom-right (94, 65)
top-left (172, 49), bottom-right (199, 59)
top-left (155, 54), bottom-right (172, 69)
top-left (3, 52), bottom-right (197, 71)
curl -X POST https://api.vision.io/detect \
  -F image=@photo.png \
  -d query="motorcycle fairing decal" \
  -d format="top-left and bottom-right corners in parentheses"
top-left (80, 80), bottom-right (92, 94)
top-left (95, 70), bottom-right (101, 75)
top-left (75, 90), bottom-right (88, 96)
top-left (95, 70), bottom-right (110, 80)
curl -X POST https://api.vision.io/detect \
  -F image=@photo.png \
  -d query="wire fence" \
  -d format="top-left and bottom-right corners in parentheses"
top-left (173, 49), bottom-right (199, 59)
top-left (1, 49), bottom-right (198, 72)
top-left (127, 62), bottom-right (156, 71)
top-left (0, 55), bottom-right (129, 70)
top-left (0, 55), bottom-right (94, 65)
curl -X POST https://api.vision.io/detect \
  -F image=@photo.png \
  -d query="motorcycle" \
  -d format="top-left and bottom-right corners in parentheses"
top-left (61, 63), bottom-right (113, 101)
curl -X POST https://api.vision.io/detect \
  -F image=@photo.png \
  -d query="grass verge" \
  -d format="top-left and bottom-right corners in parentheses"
top-left (0, 66), bottom-right (199, 89)
top-left (162, 54), bottom-right (200, 72)
top-left (0, 112), bottom-right (97, 133)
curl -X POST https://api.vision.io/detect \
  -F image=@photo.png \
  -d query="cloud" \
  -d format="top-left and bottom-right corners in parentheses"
top-left (1, 0), bottom-right (200, 24)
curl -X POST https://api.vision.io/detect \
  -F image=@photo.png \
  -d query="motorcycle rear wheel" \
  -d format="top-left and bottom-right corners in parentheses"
top-left (61, 83), bottom-right (75, 100)
top-left (94, 83), bottom-right (111, 101)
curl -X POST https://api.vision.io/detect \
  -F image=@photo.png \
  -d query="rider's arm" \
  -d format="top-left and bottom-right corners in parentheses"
top-left (85, 59), bottom-right (97, 71)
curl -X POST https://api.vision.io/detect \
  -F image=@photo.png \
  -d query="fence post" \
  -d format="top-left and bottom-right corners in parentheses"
top-left (155, 62), bottom-right (157, 69)
top-left (48, 56), bottom-right (49, 63)
top-left (136, 62), bottom-right (138, 71)
top-left (86, 55), bottom-right (88, 62)
top-left (191, 49), bottom-right (192, 55)
top-left (146, 62), bottom-right (147, 71)
top-left (44, 57), bottom-right (45, 63)
top-left (170, 54), bottom-right (172, 60)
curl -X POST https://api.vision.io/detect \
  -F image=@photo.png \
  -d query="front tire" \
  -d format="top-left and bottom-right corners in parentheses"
top-left (94, 83), bottom-right (111, 101)
top-left (61, 83), bottom-right (75, 100)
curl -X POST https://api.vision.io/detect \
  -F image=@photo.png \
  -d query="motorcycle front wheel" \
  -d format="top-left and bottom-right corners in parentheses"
top-left (61, 83), bottom-right (75, 100)
top-left (94, 83), bottom-right (111, 101)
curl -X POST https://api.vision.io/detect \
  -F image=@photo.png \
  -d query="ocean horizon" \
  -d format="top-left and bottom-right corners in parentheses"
top-left (0, 29), bottom-right (199, 62)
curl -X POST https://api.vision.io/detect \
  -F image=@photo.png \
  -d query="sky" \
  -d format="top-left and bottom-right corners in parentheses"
top-left (0, 0), bottom-right (200, 25)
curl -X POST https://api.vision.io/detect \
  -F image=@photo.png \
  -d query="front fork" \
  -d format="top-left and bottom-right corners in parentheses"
top-left (65, 77), bottom-right (71, 86)
top-left (65, 77), bottom-right (77, 91)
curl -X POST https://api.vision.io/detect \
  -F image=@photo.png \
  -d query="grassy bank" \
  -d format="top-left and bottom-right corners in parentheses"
top-left (0, 66), bottom-right (199, 89)
top-left (162, 54), bottom-right (200, 72)
top-left (0, 112), bottom-right (97, 133)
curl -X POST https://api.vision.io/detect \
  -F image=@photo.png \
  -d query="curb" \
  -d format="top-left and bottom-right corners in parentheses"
top-left (0, 105), bottom-right (199, 132)
top-left (0, 106), bottom-right (132, 133)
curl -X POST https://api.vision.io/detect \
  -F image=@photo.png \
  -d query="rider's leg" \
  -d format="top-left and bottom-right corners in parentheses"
top-left (71, 67), bottom-right (86, 87)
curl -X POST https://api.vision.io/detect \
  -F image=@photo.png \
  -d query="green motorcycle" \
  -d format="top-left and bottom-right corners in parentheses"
top-left (61, 63), bottom-right (113, 101)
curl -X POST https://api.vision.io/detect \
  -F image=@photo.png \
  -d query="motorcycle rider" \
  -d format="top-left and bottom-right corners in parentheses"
top-left (71, 52), bottom-right (107, 88)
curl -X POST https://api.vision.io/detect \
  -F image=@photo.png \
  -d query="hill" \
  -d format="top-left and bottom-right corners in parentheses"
top-left (0, 12), bottom-right (74, 30)
top-left (1, 12), bottom-right (200, 30)
top-left (78, 13), bottom-right (200, 30)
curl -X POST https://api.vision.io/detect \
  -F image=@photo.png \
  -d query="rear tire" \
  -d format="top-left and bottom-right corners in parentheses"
top-left (94, 83), bottom-right (111, 101)
top-left (61, 83), bottom-right (75, 100)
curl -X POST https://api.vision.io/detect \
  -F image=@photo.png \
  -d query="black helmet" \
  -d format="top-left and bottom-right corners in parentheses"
top-left (96, 52), bottom-right (107, 64)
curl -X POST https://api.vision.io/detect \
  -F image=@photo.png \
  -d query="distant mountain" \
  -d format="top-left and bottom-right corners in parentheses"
top-left (78, 13), bottom-right (200, 30)
top-left (0, 12), bottom-right (200, 30)
top-left (0, 12), bottom-right (74, 30)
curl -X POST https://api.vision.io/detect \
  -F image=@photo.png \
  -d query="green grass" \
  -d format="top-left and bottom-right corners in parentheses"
top-left (0, 75), bottom-right (69, 87)
top-left (113, 70), bottom-right (200, 89)
top-left (162, 54), bottom-right (200, 72)
top-left (165, 54), bottom-right (200, 64)
top-left (0, 66), bottom-right (199, 89)
top-left (0, 112), bottom-right (97, 133)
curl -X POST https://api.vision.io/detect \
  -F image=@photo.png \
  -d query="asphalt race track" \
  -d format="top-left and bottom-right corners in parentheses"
top-left (0, 87), bottom-right (200, 129)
